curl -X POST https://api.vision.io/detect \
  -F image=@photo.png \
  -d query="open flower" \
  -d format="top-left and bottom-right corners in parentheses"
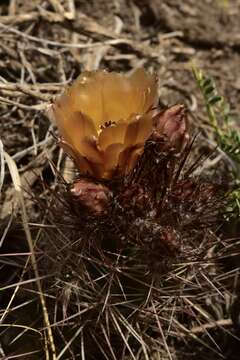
top-left (49, 68), bottom-right (158, 179)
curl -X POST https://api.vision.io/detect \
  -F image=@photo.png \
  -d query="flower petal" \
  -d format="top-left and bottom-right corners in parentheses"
top-left (129, 68), bottom-right (158, 113)
top-left (62, 72), bottom-right (105, 128)
top-left (134, 113), bottom-right (153, 144)
top-left (126, 146), bottom-right (143, 173)
top-left (118, 145), bottom-right (143, 175)
top-left (101, 74), bottom-right (135, 123)
top-left (52, 103), bottom-right (97, 141)
top-left (58, 139), bottom-right (95, 176)
top-left (80, 138), bottom-right (103, 164)
top-left (124, 119), bottom-right (140, 147)
top-left (103, 143), bottom-right (125, 178)
top-left (52, 107), bottom-right (102, 163)
top-left (98, 122), bottom-right (127, 151)
top-left (124, 113), bottom-right (153, 147)
top-left (101, 69), bottom-right (158, 123)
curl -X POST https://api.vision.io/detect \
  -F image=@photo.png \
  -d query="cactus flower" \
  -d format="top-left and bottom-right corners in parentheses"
top-left (49, 68), bottom-right (158, 179)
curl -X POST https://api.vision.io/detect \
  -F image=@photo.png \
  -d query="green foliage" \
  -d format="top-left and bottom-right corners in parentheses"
top-left (192, 66), bottom-right (240, 220)
top-left (226, 186), bottom-right (240, 221)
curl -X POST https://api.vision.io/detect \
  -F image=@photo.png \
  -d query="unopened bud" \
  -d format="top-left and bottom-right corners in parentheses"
top-left (71, 180), bottom-right (112, 215)
top-left (152, 105), bottom-right (189, 151)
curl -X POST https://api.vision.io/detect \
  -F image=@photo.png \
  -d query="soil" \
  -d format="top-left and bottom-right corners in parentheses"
top-left (0, 0), bottom-right (240, 359)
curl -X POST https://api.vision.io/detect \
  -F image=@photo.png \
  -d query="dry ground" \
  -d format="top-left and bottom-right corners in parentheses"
top-left (0, 0), bottom-right (240, 359)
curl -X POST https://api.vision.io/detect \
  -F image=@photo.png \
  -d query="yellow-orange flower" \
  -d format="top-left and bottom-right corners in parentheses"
top-left (50, 68), bottom-right (158, 179)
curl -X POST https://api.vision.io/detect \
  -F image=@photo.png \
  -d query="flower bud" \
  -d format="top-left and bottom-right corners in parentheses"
top-left (152, 104), bottom-right (189, 152)
top-left (71, 180), bottom-right (112, 215)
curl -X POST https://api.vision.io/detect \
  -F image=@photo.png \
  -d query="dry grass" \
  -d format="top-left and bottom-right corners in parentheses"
top-left (1, 1), bottom-right (240, 359)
